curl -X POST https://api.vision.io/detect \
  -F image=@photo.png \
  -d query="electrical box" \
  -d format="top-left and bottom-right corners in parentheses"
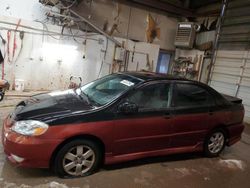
top-left (114, 47), bottom-right (125, 62)
top-left (175, 22), bottom-right (196, 49)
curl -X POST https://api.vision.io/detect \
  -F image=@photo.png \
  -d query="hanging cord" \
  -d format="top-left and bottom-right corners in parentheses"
top-left (7, 30), bottom-right (11, 63)
top-left (12, 19), bottom-right (22, 62)
top-left (13, 31), bottom-right (25, 63)
top-left (0, 26), bottom-right (100, 41)
top-left (69, 22), bottom-right (82, 44)
top-left (0, 20), bottom-right (100, 38)
top-left (7, 19), bottom-right (21, 63)
top-left (36, 20), bottom-right (62, 40)
top-left (98, 37), bottom-right (109, 78)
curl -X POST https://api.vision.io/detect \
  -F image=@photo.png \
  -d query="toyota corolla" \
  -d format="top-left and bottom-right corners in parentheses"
top-left (2, 72), bottom-right (245, 177)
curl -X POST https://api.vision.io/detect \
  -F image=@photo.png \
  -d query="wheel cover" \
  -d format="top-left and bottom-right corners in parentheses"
top-left (208, 132), bottom-right (225, 154)
top-left (63, 145), bottom-right (95, 176)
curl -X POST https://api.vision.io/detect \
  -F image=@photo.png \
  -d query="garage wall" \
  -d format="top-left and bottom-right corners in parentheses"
top-left (0, 0), bottom-right (54, 21)
top-left (0, 16), bottom-right (160, 91)
top-left (0, 16), bottom-right (114, 91)
top-left (73, 0), bottom-right (179, 50)
top-left (209, 0), bottom-right (250, 123)
top-left (0, 0), bottom-right (178, 50)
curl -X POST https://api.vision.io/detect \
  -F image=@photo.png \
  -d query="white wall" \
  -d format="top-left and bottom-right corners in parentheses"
top-left (0, 16), bottom-right (160, 91)
top-left (0, 0), bottom-right (161, 91)
top-left (127, 7), bottom-right (178, 50)
top-left (116, 38), bottom-right (160, 72)
top-left (0, 0), bottom-right (51, 21)
top-left (0, 0), bottom-right (178, 51)
top-left (73, 0), bottom-right (178, 50)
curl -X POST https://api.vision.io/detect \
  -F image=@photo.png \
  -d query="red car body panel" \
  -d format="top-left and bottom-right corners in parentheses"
top-left (2, 115), bottom-right (244, 168)
top-left (1, 72), bottom-right (245, 169)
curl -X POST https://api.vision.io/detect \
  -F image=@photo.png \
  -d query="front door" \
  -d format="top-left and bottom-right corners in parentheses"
top-left (113, 82), bottom-right (174, 155)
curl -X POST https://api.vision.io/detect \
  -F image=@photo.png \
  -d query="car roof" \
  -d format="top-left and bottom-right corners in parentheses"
top-left (119, 71), bottom-right (189, 81)
top-left (118, 71), bottom-right (222, 99)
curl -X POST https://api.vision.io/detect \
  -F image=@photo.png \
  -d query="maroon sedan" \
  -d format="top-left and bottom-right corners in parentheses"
top-left (2, 72), bottom-right (245, 177)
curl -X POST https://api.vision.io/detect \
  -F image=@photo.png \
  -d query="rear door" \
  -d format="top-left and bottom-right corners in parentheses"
top-left (171, 82), bottom-right (215, 148)
top-left (112, 81), bottom-right (174, 155)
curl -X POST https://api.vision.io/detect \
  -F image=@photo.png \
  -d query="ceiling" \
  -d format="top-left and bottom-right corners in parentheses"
top-left (188, 0), bottom-right (220, 9)
top-left (60, 0), bottom-right (221, 17)
top-left (159, 0), bottom-right (220, 9)
top-left (122, 0), bottom-right (221, 17)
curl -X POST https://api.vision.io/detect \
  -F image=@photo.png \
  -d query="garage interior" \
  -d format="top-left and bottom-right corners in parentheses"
top-left (0, 0), bottom-right (250, 187)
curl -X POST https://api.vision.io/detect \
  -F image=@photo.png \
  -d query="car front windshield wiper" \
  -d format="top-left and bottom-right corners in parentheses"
top-left (79, 88), bottom-right (100, 107)
top-left (88, 95), bottom-right (101, 107)
top-left (76, 87), bottom-right (90, 104)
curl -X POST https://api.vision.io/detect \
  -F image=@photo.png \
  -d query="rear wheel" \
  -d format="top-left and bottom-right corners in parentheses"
top-left (204, 130), bottom-right (226, 157)
top-left (53, 139), bottom-right (102, 178)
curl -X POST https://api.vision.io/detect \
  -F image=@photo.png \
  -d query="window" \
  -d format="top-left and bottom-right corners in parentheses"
top-left (174, 83), bottom-right (213, 108)
top-left (76, 74), bottom-right (141, 106)
top-left (156, 51), bottom-right (171, 74)
top-left (127, 83), bottom-right (171, 110)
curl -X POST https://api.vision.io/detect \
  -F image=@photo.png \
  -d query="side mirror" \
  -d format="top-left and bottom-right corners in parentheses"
top-left (118, 102), bottom-right (138, 114)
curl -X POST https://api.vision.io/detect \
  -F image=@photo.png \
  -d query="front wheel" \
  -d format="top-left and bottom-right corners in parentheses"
top-left (204, 130), bottom-right (226, 157)
top-left (53, 139), bottom-right (102, 178)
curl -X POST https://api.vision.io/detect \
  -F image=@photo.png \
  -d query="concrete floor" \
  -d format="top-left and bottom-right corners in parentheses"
top-left (0, 91), bottom-right (250, 188)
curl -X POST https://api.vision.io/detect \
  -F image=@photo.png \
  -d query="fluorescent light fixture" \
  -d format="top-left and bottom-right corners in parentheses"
top-left (42, 42), bottom-right (78, 62)
top-left (42, 43), bottom-right (77, 51)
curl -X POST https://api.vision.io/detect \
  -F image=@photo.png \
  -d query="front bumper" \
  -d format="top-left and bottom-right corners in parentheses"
top-left (2, 117), bottom-right (62, 168)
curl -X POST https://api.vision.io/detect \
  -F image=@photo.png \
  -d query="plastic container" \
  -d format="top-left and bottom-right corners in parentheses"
top-left (15, 79), bottom-right (25, 91)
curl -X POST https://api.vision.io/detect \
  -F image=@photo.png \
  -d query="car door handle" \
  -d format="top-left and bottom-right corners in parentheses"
top-left (209, 110), bottom-right (214, 115)
top-left (164, 113), bottom-right (172, 119)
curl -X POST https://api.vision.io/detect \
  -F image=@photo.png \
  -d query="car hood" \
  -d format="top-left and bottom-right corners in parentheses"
top-left (14, 90), bottom-right (95, 122)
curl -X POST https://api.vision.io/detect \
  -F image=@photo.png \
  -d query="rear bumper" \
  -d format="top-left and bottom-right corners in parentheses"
top-left (227, 123), bottom-right (245, 146)
top-left (2, 118), bottom-right (62, 168)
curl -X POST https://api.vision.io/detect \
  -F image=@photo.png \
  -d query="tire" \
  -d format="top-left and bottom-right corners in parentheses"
top-left (204, 129), bottom-right (226, 157)
top-left (0, 92), bottom-right (4, 101)
top-left (53, 139), bottom-right (102, 178)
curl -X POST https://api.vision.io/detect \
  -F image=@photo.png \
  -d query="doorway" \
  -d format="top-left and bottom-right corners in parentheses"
top-left (156, 51), bottom-right (171, 74)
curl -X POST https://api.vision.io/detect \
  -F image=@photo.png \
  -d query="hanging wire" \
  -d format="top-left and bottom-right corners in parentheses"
top-left (36, 20), bottom-right (63, 40)
top-left (68, 22), bottom-right (83, 44)
top-left (0, 20), bottom-right (100, 38)
top-left (0, 26), bottom-right (101, 42)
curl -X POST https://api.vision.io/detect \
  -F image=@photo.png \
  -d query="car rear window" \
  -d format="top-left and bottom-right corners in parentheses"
top-left (174, 83), bottom-right (214, 108)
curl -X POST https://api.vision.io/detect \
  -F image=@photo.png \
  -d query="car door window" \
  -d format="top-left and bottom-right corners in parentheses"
top-left (127, 83), bottom-right (171, 111)
top-left (174, 83), bottom-right (214, 108)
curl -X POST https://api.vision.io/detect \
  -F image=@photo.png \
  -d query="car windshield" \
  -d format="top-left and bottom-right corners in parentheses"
top-left (76, 74), bottom-right (142, 106)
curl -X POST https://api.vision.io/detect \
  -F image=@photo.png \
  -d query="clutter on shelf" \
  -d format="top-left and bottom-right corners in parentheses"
top-left (171, 55), bottom-right (202, 80)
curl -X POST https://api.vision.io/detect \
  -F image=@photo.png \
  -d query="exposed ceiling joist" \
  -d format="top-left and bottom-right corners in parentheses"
top-left (70, 10), bottom-right (122, 47)
top-left (119, 0), bottom-right (194, 17)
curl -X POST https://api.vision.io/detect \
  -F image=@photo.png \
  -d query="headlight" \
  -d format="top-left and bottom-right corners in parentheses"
top-left (11, 120), bottom-right (48, 136)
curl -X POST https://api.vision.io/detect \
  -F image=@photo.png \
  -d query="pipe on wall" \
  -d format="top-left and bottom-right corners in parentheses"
top-left (207, 0), bottom-right (228, 84)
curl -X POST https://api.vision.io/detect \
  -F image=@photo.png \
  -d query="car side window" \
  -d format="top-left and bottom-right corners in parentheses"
top-left (127, 83), bottom-right (171, 111)
top-left (174, 83), bottom-right (214, 108)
